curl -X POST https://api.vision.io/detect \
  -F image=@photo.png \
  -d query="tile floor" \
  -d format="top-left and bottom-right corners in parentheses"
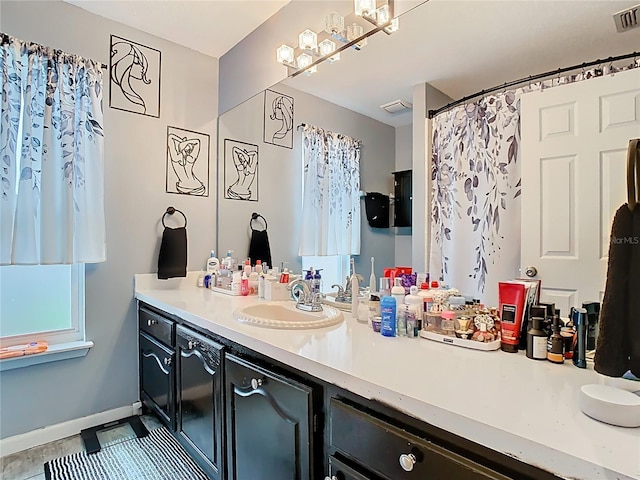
top-left (0, 415), bottom-right (163, 480)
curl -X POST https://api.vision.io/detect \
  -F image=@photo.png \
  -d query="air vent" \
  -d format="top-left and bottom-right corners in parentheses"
top-left (613, 4), bottom-right (639, 32)
top-left (380, 100), bottom-right (412, 115)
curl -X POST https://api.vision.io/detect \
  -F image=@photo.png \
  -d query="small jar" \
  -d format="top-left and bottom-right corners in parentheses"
top-left (440, 310), bottom-right (456, 336)
top-left (371, 315), bottom-right (382, 332)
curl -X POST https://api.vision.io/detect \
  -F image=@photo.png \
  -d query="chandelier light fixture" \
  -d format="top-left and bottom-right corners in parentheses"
top-left (276, 0), bottom-right (399, 76)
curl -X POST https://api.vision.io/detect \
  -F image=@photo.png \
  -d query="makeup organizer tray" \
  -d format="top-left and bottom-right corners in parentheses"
top-left (419, 330), bottom-right (501, 351)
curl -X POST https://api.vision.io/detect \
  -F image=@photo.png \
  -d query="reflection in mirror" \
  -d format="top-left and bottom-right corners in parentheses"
top-left (217, 0), bottom-right (639, 306)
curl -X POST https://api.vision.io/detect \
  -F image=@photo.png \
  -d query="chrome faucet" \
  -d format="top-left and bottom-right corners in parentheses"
top-left (287, 279), bottom-right (323, 312)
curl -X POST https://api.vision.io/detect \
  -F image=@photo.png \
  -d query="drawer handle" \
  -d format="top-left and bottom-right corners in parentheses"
top-left (250, 378), bottom-right (264, 390)
top-left (163, 357), bottom-right (172, 366)
top-left (188, 340), bottom-right (198, 349)
top-left (147, 319), bottom-right (158, 326)
top-left (399, 453), bottom-right (417, 472)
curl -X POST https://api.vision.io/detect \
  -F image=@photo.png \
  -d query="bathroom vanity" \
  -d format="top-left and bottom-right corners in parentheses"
top-left (135, 273), bottom-right (639, 480)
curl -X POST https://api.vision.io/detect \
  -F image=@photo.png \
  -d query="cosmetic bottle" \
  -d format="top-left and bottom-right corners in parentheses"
top-left (391, 278), bottom-right (406, 335)
top-left (526, 317), bottom-right (547, 360)
top-left (240, 272), bottom-right (250, 296)
top-left (572, 307), bottom-right (588, 368)
top-left (547, 315), bottom-right (564, 364)
top-left (206, 250), bottom-right (219, 275)
top-left (380, 295), bottom-right (397, 337)
top-left (314, 269), bottom-right (323, 294)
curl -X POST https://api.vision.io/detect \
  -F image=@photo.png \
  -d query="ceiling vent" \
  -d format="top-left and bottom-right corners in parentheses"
top-left (380, 100), bottom-right (412, 115)
top-left (613, 4), bottom-right (639, 33)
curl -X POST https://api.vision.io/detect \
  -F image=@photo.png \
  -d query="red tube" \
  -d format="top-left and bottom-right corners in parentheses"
top-left (498, 282), bottom-right (528, 353)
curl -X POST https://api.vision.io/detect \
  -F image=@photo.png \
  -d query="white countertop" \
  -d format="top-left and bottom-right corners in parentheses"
top-left (134, 273), bottom-right (640, 480)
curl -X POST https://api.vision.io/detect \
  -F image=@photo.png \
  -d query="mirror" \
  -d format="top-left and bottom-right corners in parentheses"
top-left (216, 0), bottom-right (639, 302)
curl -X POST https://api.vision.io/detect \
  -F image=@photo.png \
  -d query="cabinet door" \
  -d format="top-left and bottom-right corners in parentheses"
top-left (225, 354), bottom-right (314, 480)
top-left (176, 325), bottom-right (224, 480)
top-left (139, 332), bottom-right (175, 429)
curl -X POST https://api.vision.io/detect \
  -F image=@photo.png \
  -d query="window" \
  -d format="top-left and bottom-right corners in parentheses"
top-left (301, 255), bottom-right (350, 294)
top-left (0, 264), bottom-right (85, 348)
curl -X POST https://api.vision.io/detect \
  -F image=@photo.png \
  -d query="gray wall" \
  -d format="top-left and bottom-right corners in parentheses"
top-left (0, 1), bottom-right (218, 438)
top-left (217, 84), bottom-right (395, 278)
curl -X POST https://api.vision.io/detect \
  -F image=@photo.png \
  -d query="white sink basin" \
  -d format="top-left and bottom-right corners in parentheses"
top-left (233, 301), bottom-right (343, 329)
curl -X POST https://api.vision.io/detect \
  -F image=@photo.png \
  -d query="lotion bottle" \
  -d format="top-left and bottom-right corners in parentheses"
top-left (206, 250), bottom-right (219, 275)
top-left (240, 271), bottom-right (250, 296)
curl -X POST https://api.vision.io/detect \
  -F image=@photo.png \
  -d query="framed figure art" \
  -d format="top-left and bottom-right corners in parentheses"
top-left (224, 139), bottom-right (258, 202)
top-left (109, 35), bottom-right (161, 117)
top-left (263, 89), bottom-right (294, 149)
top-left (166, 126), bottom-right (210, 196)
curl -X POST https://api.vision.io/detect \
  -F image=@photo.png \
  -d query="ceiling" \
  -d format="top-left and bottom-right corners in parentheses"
top-left (66, 0), bottom-right (639, 127)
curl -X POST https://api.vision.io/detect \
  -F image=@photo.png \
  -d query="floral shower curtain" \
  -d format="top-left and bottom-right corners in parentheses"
top-left (298, 124), bottom-right (361, 256)
top-left (430, 61), bottom-right (640, 304)
top-left (0, 34), bottom-right (105, 265)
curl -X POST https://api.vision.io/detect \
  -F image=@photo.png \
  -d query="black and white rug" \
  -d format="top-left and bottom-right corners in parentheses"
top-left (44, 427), bottom-right (209, 480)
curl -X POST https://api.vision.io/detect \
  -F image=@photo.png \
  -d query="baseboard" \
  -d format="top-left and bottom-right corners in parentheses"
top-left (0, 404), bottom-right (139, 457)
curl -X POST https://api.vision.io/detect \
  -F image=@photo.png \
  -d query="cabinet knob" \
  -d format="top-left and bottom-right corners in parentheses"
top-left (324, 476), bottom-right (337, 480)
top-left (399, 453), bottom-right (417, 472)
top-left (163, 357), bottom-right (172, 366)
top-left (147, 319), bottom-right (157, 326)
top-left (250, 378), bottom-right (264, 390)
top-left (188, 340), bottom-right (198, 349)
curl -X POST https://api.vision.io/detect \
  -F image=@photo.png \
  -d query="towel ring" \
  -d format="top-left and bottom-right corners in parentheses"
top-left (250, 212), bottom-right (267, 231)
top-left (627, 139), bottom-right (639, 212)
top-left (162, 206), bottom-right (187, 228)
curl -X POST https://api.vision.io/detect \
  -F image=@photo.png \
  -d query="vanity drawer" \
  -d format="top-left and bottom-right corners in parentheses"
top-left (139, 307), bottom-right (174, 347)
top-left (330, 399), bottom-right (511, 480)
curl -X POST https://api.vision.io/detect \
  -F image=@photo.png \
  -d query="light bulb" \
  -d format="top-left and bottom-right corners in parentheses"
top-left (319, 39), bottom-right (340, 62)
top-left (325, 11), bottom-right (344, 35)
top-left (276, 44), bottom-right (294, 64)
top-left (298, 29), bottom-right (318, 52)
top-left (296, 53), bottom-right (317, 74)
top-left (375, 4), bottom-right (391, 25)
top-left (354, 0), bottom-right (375, 16)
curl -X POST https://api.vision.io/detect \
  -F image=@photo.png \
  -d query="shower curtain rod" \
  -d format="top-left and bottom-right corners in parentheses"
top-left (1, 33), bottom-right (107, 69)
top-left (428, 50), bottom-right (639, 119)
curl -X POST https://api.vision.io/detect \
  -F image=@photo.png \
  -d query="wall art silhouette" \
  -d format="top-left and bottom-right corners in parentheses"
top-left (224, 139), bottom-right (259, 201)
top-left (263, 89), bottom-right (294, 149)
top-left (109, 35), bottom-right (161, 117)
top-left (166, 126), bottom-right (209, 196)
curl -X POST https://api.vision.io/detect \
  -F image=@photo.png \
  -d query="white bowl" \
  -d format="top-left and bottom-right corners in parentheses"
top-left (579, 384), bottom-right (640, 428)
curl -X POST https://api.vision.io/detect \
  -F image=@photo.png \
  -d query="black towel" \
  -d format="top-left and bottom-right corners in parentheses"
top-left (595, 205), bottom-right (634, 377)
top-left (365, 192), bottom-right (389, 228)
top-left (157, 226), bottom-right (187, 279)
top-left (249, 228), bottom-right (272, 268)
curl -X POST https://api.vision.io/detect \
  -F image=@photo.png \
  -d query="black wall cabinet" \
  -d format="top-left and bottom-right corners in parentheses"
top-left (393, 170), bottom-right (412, 227)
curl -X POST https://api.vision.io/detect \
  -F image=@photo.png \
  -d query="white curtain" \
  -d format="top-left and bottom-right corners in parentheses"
top-left (298, 124), bottom-right (361, 256)
top-left (0, 35), bottom-right (106, 265)
top-left (429, 60), bottom-right (640, 304)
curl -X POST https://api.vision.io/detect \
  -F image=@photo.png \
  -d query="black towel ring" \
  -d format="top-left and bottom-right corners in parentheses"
top-left (162, 206), bottom-right (187, 228)
top-left (250, 212), bottom-right (267, 231)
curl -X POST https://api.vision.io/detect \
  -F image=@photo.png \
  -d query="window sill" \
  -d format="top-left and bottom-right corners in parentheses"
top-left (0, 340), bottom-right (94, 372)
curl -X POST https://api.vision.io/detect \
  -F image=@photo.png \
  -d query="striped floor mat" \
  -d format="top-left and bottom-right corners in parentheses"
top-left (44, 427), bottom-right (209, 480)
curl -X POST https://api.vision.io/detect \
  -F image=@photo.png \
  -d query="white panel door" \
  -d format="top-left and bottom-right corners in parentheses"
top-left (521, 69), bottom-right (640, 312)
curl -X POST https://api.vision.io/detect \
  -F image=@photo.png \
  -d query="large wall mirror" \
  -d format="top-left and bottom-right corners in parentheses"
top-left (216, 0), bottom-right (639, 305)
